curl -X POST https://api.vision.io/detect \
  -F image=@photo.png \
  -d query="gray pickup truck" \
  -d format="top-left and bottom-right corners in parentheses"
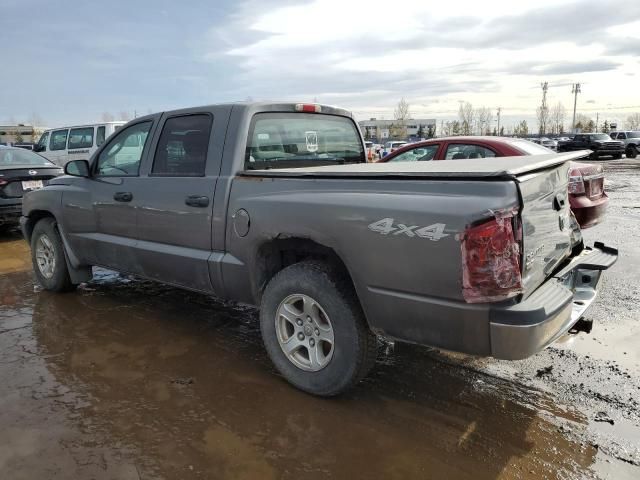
top-left (20, 102), bottom-right (617, 396)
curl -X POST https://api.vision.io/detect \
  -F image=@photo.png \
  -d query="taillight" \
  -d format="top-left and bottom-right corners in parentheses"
top-left (568, 168), bottom-right (585, 195)
top-left (295, 103), bottom-right (322, 113)
top-left (0, 179), bottom-right (7, 186)
top-left (461, 209), bottom-right (523, 303)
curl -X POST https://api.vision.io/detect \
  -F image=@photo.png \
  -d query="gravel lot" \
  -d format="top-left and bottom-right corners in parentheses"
top-left (0, 158), bottom-right (638, 479)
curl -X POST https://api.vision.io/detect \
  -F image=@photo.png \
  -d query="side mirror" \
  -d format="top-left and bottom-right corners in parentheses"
top-left (64, 159), bottom-right (90, 177)
top-left (33, 144), bottom-right (45, 152)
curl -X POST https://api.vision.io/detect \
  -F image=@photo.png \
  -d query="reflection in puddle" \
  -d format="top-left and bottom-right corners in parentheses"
top-left (0, 266), bottom-right (602, 479)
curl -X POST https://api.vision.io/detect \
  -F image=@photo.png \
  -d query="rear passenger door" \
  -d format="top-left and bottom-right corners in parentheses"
top-left (133, 107), bottom-right (231, 293)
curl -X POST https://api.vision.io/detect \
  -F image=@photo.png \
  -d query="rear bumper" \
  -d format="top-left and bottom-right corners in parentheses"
top-left (489, 243), bottom-right (618, 359)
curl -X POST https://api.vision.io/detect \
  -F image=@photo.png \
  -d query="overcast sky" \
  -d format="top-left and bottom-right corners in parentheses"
top-left (2, 0), bottom-right (639, 129)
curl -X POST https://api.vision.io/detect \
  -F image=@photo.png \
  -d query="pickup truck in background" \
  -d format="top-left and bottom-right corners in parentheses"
top-left (20, 102), bottom-right (618, 396)
top-left (609, 131), bottom-right (640, 159)
top-left (557, 133), bottom-right (624, 159)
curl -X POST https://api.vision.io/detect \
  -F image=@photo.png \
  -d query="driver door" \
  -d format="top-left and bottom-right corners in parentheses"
top-left (62, 120), bottom-right (155, 273)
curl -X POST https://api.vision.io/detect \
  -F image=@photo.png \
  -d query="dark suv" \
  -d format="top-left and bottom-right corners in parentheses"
top-left (557, 133), bottom-right (624, 159)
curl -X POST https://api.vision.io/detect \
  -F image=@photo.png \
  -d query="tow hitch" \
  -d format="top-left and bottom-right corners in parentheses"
top-left (569, 317), bottom-right (593, 334)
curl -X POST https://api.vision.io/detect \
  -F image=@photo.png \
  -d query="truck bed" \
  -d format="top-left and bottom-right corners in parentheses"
top-left (241, 151), bottom-right (591, 179)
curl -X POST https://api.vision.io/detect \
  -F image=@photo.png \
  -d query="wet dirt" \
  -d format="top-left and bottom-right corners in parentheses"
top-left (0, 159), bottom-right (638, 479)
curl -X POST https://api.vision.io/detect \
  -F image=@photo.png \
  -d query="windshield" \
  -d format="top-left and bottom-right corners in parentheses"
top-left (0, 148), bottom-right (54, 166)
top-left (509, 139), bottom-right (555, 155)
top-left (592, 134), bottom-right (611, 141)
top-left (245, 113), bottom-right (364, 169)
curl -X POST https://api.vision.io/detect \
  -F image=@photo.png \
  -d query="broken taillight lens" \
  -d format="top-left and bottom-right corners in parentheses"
top-left (461, 210), bottom-right (523, 303)
top-left (568, 168), bottom-right (586, 195)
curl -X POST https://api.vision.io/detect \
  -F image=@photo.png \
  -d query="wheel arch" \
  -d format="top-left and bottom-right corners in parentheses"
top-left (22, 209), bottom-right (57, 243)
top-left (252, 237), bottom-right (368, 325)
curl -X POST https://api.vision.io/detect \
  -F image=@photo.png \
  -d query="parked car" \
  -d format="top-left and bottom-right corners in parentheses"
top-left (378, 136), bottom-right (608, 228)
top-left (12, 143), bottom-right (35, 150)
top-left (0, 146), bottom-right (63, 229)
top-left (609, 131), bottom-right (640, 158)
top-left (382, 140), bottom-right (407, 156)
top-left (556, 133), bottom-right (624, 159)
top-left (34, 122), bottom-right (126, 166)
top-left (21, 103), bottom-right (617, 396)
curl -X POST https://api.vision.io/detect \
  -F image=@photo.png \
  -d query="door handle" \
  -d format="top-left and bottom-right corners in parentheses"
top-left (113, 192), bottom-right (133, 202)
top-left (185, 195), bottom-right (210, 208)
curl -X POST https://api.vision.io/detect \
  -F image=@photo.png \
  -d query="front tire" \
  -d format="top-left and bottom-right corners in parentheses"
top-left (31, 218), bottom-right (76, 292)
top-left (260, 261), bottom-right (377, 396)
top-left (626, 146), bottom-right (638, 159)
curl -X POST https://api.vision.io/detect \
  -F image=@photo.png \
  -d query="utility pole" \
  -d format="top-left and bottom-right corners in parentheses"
top-left (496, 107), bottom-right (501, 135)
top-left (596, 112), bottom-right (599, 132)
top-left (571, 83), bottom-right (581, 133)
top-left (540, 82), bottom-right (548, 135)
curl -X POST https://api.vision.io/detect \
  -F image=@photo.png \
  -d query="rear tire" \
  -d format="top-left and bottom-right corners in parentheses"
top-left (626, 146), bottom-right (638, 159)
top-left (31, 218), bottom-right (76, 292)
top-left (589, 151), bottom-right (599, 160)
top-left (260, 260), bottom-right (377, 396)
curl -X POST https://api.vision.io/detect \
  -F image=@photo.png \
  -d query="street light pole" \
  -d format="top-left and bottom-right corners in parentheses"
top-left (496, 107), bottom-right (501, 135)
top-left (571, 83), bottom-right (581, 133)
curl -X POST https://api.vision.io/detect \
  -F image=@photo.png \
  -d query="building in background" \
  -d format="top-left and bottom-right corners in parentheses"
top-left (0, 125), bottom-right (44, 145)
top-left (358, 118), bottom-right (437, 141)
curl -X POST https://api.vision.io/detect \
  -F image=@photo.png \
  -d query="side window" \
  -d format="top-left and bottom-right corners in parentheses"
top-left (618, 133), bottom-right (626, 139)
top-left (152, 114), bottom-right (212, 176)
top-left (38, 132), bottom-right (50, 150)
top-left (445, 144), bottom-right (496, 159)
top-left (388, 144), bottom-right (438, 162)
top-left (96, 126), bottom-right (106, 146)
top-left (50, 129), bottom-right (69, 151)
top-left (68, 127), bottom-right (94, 149)
top-left (95, 121), bottom-right (152, 176)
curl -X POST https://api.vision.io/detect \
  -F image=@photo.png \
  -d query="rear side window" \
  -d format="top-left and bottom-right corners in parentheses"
top-left (96, 126), bottom-right (106, 146)
top-left (245, 113), bottom-right (364, 170)
top-left (388, 144), bottom-right (438, 162)
top-left (152, 114), bottom-right (212, 176)
top-left (68, 127), bottom-right (94, 149)
top-left (50, 129), bottom-right (68, 151)
top-left (445, 144), bottom-right (496, 159)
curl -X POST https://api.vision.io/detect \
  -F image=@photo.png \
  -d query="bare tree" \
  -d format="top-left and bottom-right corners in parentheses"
top-left (476, 107), bottom-right (493, 135)
top-left (458, 102), bottom-right (474, 135)
top-left (575, 113), bottom-right (593, 132)
top-left (549, 102), bottom-right (566, 135)
top-left (119, 111), bottom-right (131, 121)
top-left (102, 112), bottom-right (115, 122)
top-left (626, 113), bottom-right (640, 130)
top-left (536, 105), bottom-right (550, 135)
top-left (393, 98), bottom-right (410, 139)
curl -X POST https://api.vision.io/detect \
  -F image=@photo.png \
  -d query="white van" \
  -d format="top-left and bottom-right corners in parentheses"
top-left (34, 122), bottom-right (126, 166)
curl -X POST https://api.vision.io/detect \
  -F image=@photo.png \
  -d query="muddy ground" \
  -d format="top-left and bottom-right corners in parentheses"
top-left (1, 159), bottom-right (638, 479)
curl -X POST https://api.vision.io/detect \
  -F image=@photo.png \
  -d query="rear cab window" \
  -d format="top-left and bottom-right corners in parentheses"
top-left (245, 113), bottom-right (364, 170)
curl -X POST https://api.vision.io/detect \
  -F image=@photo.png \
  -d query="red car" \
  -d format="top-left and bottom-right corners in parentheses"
top-left (378, 136), bottom-right (607, 228)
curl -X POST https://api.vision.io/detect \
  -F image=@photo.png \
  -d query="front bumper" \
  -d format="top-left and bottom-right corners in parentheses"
top-left (489, 243), bottom-right (618, 360)
top-left (0, 203), bottom-right (22, 225)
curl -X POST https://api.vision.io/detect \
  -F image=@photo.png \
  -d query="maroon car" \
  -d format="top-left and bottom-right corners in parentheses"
top-left (378, 136), bottom-right (607, 228)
